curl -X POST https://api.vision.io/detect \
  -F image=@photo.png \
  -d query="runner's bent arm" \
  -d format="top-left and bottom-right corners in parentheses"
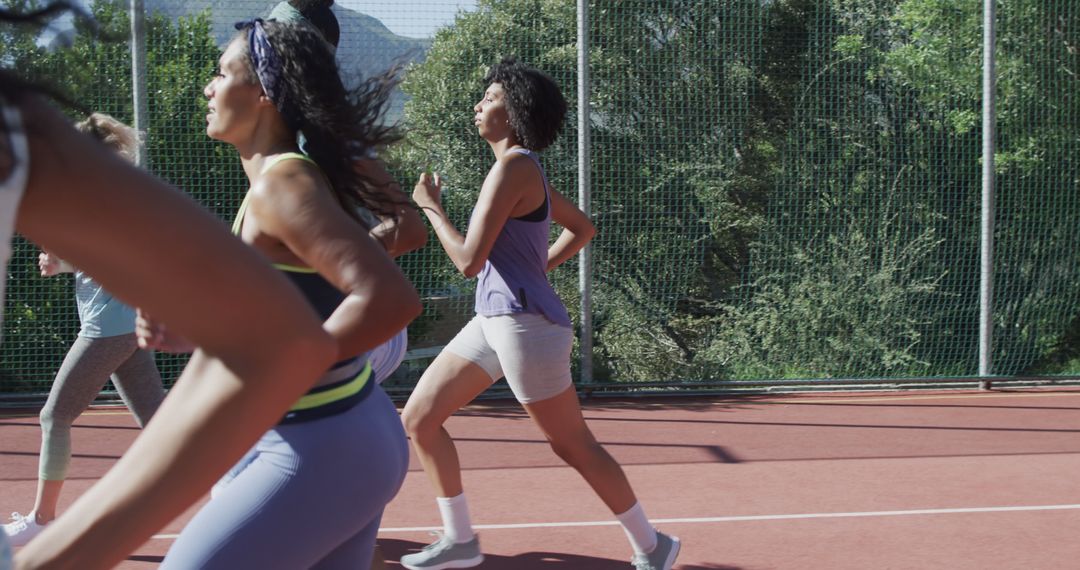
top-left (14, 95), bottom-right (337, 570)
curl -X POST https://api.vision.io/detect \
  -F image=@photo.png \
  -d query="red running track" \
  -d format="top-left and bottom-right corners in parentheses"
top-left (3, 389), bottom-right (1080, 568)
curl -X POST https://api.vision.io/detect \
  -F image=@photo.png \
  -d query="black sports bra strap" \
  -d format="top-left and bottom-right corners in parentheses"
top-left (509, 148), bottom-right (549, 222)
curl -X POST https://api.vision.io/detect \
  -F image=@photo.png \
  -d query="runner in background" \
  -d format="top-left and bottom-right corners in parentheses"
top-left (3, 113), bottom-right (165, 548)
top-left (400, 57), bottom-right (681, 570)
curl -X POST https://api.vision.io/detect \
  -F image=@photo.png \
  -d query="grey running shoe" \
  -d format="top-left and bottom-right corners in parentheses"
top-left (400, 532), bottom-right (484, 570)
top-left (631, 531), bottom-right (681, 570)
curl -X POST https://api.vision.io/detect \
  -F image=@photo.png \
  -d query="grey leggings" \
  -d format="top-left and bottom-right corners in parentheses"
top-left (39, 334), bottom-right (164, 481)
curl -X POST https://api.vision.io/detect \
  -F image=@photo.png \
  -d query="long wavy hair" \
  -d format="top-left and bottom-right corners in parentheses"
top-left (230, 21), bottom-right (404, 223)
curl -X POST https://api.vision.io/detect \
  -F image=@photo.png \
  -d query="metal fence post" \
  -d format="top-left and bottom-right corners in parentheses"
top-left (130, 0), bottom-right (149, 168)
top-left (577, 0), bottom-right (593, 385)
top-left (978, 0), bottom-right (996, 389)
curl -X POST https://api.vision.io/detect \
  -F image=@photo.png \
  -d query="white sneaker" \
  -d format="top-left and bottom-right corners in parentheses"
top-left (2, 512), bottom-right (48, 547)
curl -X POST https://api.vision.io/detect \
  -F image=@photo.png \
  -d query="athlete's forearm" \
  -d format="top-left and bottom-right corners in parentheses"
top-left (357, 158), bottom-right (427, 258)
top-left (370, 205), bottom-right (426, 258)
top-left (14, 96), bottom-right (339, 569)
top-left (15, 345), bottom-right (331, 569)
top-left (324, 284), bottom-right (422, 361)
top-left (422, 205), bottom-right (476, 276)
top-left (547, 226), bottom-right (595, 272)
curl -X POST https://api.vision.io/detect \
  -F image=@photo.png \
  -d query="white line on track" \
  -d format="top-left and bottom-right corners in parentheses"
top-left (149, 503), bottom-right (1080, 540)
top-left (4, 389), bottom-right (1079, 420)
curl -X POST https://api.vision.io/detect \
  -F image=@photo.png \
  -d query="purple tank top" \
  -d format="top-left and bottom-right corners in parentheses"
top-left (473, 148), bottom-right (572, 328)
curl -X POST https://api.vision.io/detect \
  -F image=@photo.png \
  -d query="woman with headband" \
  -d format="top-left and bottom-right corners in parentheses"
top-left (264, 0), bottom-right (425, 390)
top-left (148, 18), bottom-right (420, 569)
top-left (204, 8), bottom-right (424, 569)
top-left (210, 0), bottom-right (425, 491)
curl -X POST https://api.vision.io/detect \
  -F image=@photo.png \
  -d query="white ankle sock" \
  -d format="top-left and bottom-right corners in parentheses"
top-left (616, 502), bottom-right (658, 555)
top-left (437, 493), bottom-right (475, 544)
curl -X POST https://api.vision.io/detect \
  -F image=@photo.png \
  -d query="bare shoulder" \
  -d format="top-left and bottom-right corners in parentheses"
top-left (498, 150), bottom-right (537, 170)
top-left (250, 157), bottom-right (327, 207)
top-left (492, 151), bottom-right (541, 187)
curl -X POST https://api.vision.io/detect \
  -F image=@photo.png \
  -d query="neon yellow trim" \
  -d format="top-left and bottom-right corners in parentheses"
top-left (289, 362), bottom-right (371, 412)
top-left (231, 191), bottom-right (252, 236)
top-left (233, 209), bottom-right (316, 272)
top-left (272, 263), bottom-right (318, 273)
top-left (260, 152), bottom-right (316, 175)
top-left (232, 153), bottom-right (317, 236)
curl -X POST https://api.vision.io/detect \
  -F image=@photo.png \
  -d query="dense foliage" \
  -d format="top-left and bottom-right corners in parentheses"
top-left (2, 0), bottom-right (1077, 393)
top-left (396, 0), bottom-right (1079, 382)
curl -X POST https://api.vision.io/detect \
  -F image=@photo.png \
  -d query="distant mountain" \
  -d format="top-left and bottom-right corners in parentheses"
top-left (334, 8), bottom-right (430, 78)
top-left (144, 1), bottom-right (430, 119)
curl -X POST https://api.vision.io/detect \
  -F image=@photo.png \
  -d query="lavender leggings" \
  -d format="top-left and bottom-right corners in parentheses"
top-left (161, 386), bottom-right (409, 570)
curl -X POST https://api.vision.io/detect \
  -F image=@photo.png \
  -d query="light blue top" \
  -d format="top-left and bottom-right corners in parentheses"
top-left (473, 148), bottom-right (572, 328)
top-left (74, 270), bottom-right (136, 338)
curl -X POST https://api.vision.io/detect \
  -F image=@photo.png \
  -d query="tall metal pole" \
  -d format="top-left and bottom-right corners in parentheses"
top-left (978, 0), bottom-right (996, 389)
top-left (577, 0), bottom-right (594, 385)
top-left (130, 0), bottom-right (149, 168)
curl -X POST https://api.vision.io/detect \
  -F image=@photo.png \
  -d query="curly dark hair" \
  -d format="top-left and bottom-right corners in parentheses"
top-left (231, 20), bottom-right (404, 222)
top-left (483, 57), bottom-right (567, 152)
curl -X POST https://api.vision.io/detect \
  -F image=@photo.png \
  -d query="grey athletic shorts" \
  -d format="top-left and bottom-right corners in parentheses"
top-left (445, 312), bottom-right (573, 404)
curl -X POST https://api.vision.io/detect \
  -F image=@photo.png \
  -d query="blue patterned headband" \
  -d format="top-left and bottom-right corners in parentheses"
top-left (234, 19), bottom-right (299, 130)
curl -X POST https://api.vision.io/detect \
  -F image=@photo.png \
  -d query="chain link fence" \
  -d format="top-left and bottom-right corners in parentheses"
top-left (2, 0), bottom-right (1078, 403)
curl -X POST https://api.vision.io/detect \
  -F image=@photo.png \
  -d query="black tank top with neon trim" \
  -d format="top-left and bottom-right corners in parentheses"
top-left (233, 153), bottom-right (374, 422)
top-left (231, 153), bottom-right (348, 321)
top-left (232, 152), bottom-right (372, 385)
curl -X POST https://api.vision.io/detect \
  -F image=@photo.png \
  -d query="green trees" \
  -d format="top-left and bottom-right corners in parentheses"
top-left (398, 0), bottom-right (1079, 382)
top-left (0, 0), bottom-right (235, 389)
top-left (395, 0), bottom-right (764, 381)
top-left (2, 0), bottom-right (1076, 390)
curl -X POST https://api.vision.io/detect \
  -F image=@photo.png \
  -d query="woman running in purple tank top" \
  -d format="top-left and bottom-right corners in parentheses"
top-left (401, 57), bottom-right (681, 570)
